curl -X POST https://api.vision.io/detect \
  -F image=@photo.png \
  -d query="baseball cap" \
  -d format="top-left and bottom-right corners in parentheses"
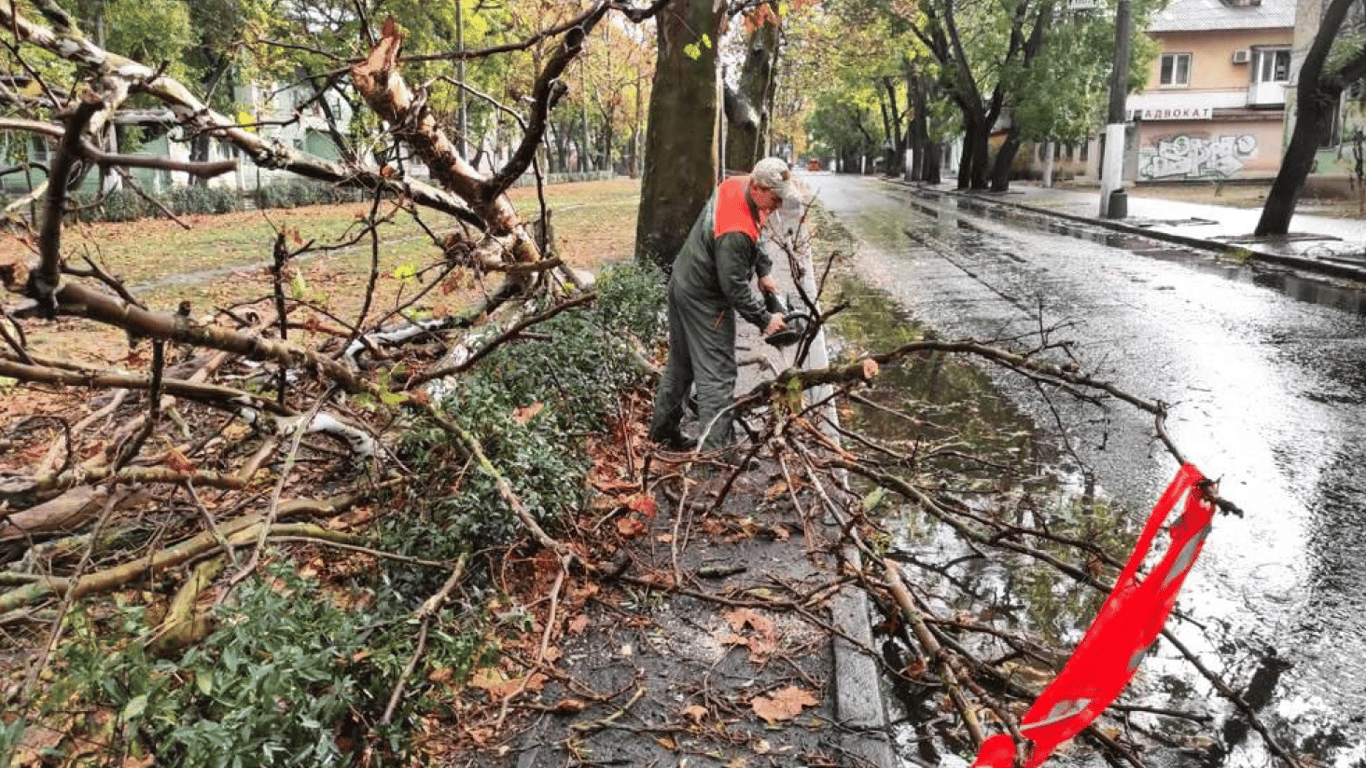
top-left (751, 157), bottom-right (795, 201)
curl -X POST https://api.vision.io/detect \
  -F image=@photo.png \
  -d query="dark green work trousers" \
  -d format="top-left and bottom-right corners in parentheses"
top-left (650, 281), bottom-right (737, 452)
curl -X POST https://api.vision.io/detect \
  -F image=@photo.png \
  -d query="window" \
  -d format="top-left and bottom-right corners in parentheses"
top-left (1160, 53), bottom-right (1191, 86)
top-left (1254, 48), bottom-right (1291, 84)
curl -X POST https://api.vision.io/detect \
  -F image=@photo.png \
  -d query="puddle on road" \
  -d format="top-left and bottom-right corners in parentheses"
top-left (824, 270), bottom-right (1360, 768)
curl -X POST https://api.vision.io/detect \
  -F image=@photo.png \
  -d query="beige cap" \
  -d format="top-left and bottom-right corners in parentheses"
top-left (750, 157), bottom-right (795, 201)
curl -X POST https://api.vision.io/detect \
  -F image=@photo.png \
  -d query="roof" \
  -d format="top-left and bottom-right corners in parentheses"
top-left (1146, 0), bottom-right (1296, 32)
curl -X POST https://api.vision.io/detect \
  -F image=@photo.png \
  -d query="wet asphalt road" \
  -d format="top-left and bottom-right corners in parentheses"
top-left (807, 173), bottom-right (1366, 766)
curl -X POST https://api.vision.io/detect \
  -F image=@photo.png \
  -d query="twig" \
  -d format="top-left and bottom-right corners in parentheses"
top-left (381, 554), bottom-right (469, 725)
top-left (224, 386), bottom-right (337, 591)
top-left (569, 686), bottom-right (648, 734)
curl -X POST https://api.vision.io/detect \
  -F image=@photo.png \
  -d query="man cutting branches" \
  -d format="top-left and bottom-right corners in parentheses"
top-left (649, 157), bottom-right (795, 453)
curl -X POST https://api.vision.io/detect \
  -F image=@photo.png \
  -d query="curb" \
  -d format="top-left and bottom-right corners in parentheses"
top-left (890, 179), bottom-right (1366, 284)
top-left (761, 202), bottom-right (899, 768)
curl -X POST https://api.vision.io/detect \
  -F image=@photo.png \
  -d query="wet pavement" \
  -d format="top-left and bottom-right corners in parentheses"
top-left (933, 181), bottom-right (1366, 284)
top-left (805, 173), bottom-right (1366, 768)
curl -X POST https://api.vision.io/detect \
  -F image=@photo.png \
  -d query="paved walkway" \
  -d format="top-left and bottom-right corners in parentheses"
top-left (495, 188), bottom-right (897, 768)
top-left (922, 181), bottom-right (1366, 283)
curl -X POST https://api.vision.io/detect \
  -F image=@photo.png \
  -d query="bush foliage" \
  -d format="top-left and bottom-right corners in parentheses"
top-left (386, 262), bottom-right (664, 566)
top-left (2, 263), bottom-right (666, 768)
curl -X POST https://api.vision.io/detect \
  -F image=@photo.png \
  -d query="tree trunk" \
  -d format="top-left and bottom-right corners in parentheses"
top-left (959, 116), bottom-right (990, 190)
top-left (880, 77), bottom-right (905, 176)
top-left (1256, 0), bottom-right (1364, 236)
top-left (905, 59), bottom-right (932, 182)
top-left (725, 15), bottom-right (778, 172)
top-left (636, 0), bottom-right (724, 271)
top-left (1256, 92), bottom-right (1336, 235)
top-left (990, 122), bottom-right (1023, 191)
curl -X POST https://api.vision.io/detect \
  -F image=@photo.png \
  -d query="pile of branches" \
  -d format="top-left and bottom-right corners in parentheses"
top-left (0, 1), bottom-right (670, 762)
top-left (0, 2), bottom-right (1303, 766)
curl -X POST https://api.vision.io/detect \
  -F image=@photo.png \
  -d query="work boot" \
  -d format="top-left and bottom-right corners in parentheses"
top-left (650, 429), bottom-right (697, 452)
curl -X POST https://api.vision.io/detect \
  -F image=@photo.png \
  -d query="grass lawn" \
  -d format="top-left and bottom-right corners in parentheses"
top-left (1, 178), bottom-right (643, 366)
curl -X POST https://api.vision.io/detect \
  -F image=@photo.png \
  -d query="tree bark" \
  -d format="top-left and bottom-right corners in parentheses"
top-left (959, 115), bottom-right (988, 189)
top-left (724, 16), bottom-right (778, 172)
top-left (636, 0), bottom-right (724, 271)
top-left (1256, 0), bottom-right (1366, 235)
top-left (990, 122), bottom-right (1024, 191)
top-left (880, 77), bottom-right (905, 176)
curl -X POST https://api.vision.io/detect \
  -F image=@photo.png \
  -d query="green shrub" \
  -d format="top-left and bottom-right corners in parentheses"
top-left (72, 188), bottom-right (155, 222)
top-left (46, 565), bottom-right (372, 768)
top-left (254, 180), bottom-right (359, 210)
top-left (164, 185), bottom-right (242, 215)
top-left (386, 263), bottom-right (663, 574)
top-left (12, 556), bottom-right (502, 768)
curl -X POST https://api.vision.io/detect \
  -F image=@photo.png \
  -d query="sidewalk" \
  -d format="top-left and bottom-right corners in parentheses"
top-left (491, 194), bottom-right (897, 768)
top-left (920, 181), bottom-right (1366, 283)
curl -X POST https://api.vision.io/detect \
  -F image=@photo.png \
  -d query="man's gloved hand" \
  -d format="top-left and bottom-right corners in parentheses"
top-left (758, 275), bottom-right (778, 295)
top-left (763, 313), bottom-right (786, 337)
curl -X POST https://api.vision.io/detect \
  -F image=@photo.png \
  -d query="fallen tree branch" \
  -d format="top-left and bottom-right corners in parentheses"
top-left (381, 553), bottom-right (470, 725)
top-left (404, 292), bottom-right (596, 387)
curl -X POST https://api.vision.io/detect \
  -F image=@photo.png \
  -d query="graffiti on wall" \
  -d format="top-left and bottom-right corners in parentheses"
top-left (1138, 134), bottom-right (1257, 180)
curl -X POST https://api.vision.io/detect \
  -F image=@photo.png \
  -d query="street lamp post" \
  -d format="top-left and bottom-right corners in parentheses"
top-left (1100, 0), bottom-right (1132, 218)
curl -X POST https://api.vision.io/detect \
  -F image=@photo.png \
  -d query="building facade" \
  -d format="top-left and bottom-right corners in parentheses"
top-left (1287, 0), bottom-right (1366, 191)
top-left (1126, 0), bottom-right (1297, 183)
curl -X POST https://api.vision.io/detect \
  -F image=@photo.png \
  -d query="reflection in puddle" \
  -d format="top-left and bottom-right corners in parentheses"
top-left (826, 268), bottom-right (1360, 768)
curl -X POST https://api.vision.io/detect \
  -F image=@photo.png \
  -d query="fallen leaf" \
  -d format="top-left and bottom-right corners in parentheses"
top-left (625, 493), bottom-right (657, 517)
top-left (682, 704), bottom-right (708, 724)
top-left (617, 515), bottom-right (647, 537)
top-left (165, 448), bottom-right (198, 473)
top-left (512, 401), bottom-right (544, 424)
top-left (554, 699), bottom-right (586, 714)
top-left (591, 476), bottom-right (640, 494)
top-left (470, 668), bottom-right (540, 699)
top-left (724, 608), bottom-right (775, 638)
top-left (718, 631), bottom-right (750, 647)
top-left (750, 686), bottom-right (818, 724)
top-left (656, 736), bottom-right (678, 749)
top-left (745, 633), bottom-right (778, 663)
top-left (763, 480), bottom-right (789, 501)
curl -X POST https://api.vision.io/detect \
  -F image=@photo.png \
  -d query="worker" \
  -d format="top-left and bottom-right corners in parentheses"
top-left (649, 157), bottom-right (793, 453)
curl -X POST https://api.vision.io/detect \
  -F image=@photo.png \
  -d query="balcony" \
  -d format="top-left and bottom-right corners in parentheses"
top-left (1247, 81), bottom-right (1285, 108)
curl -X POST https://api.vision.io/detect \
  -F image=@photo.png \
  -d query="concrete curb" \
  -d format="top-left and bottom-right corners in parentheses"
top-left (757, 202), bottom-right (898, 768)
top-left (886, 178), bottom-right (1366, 284)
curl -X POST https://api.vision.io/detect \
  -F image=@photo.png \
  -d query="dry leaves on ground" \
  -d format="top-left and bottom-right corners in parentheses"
top-left (750, 686), bottom-right (819, 724)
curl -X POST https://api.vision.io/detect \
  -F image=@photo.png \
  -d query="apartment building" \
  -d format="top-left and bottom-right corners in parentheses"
top-left (1127, 0), bottom-right (1297, 182)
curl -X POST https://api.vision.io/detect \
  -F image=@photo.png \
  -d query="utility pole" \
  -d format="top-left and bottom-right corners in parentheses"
top-left (1100, 0), bottom-right (1131, 218)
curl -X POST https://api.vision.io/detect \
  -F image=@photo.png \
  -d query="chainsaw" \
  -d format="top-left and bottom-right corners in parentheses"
top-left (761, 291), bottom-right (812, 348)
